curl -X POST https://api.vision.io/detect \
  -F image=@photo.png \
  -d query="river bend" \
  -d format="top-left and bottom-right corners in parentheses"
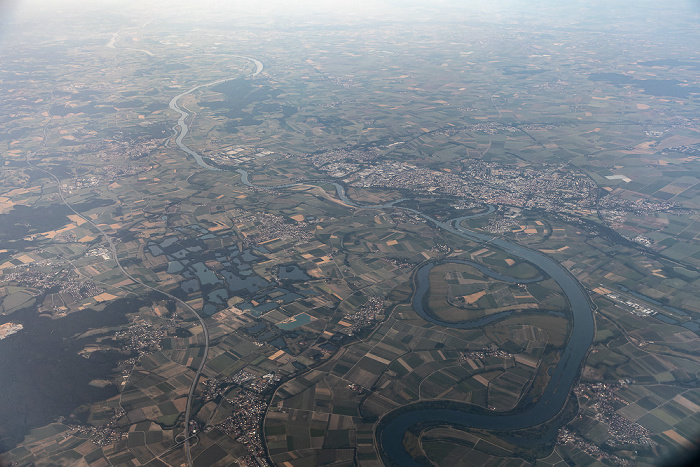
top-left (236, 170), bottom-right (595, 466)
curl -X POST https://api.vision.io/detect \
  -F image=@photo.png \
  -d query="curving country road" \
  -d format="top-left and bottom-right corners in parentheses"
top-left (164, 51), bottom-right (592, 465)
top-left (166, 54), bottom-right (263, 466)
top-left (30, 54), bottom-right (265, 467)
top-left (24, 152), bottom-right (209, 463)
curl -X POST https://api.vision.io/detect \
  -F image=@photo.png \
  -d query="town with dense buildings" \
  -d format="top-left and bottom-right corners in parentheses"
top-left (1, 1), bottom-right (700, 466)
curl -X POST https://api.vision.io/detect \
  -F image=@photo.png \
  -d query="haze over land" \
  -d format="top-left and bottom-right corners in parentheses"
top-left (1, 1), bottom-right (699, 466)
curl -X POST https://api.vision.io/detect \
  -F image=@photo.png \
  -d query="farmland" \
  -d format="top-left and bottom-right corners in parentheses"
top-left (1, 1), bottom-right (700, 466)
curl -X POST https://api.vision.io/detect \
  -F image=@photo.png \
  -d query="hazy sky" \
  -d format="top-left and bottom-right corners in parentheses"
top-left (3, 0), bottom-right (700, 23)
top-left (5, 0), bottom-right (681, 21)
top-left (2, 0), bottom-right (700, 43)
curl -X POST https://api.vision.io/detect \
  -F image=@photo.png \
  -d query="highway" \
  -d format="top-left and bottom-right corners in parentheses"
top-left (165, 54), bottom-right (263, 466)
top-left (30, 53), bottom-right (266, 466)
top-left (24, 55), bottom-right (265, 464)
top-left (25, 153), bottom-right (210, 466)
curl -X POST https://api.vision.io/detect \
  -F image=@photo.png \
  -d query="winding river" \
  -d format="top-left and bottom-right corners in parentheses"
top-left (172, 64), bottom-right (594, 465)
top-left (412, 259), bottom-right (546, 329)
top-left (236, 170), bottom-right (595, 466)
top-left (166, 55), bottom-right (263, 466)
top-left (168, 55), bottom-right (263, 171)
top-left (378, 218), bottom-right (594, 465)
top-left (381, 251), bottom-right (592, 465)
top-left (376, 214), bottom-right (595, 465)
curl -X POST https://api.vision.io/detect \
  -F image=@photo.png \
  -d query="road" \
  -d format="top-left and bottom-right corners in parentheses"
top-left (25, 154), bottom-right (210, 466)
top-left (237, 169), bottom-right (595, 466)
top-left (30, 54), bottom-right (264, 467)
top-left (165, 54), bottom-right (263, 466)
